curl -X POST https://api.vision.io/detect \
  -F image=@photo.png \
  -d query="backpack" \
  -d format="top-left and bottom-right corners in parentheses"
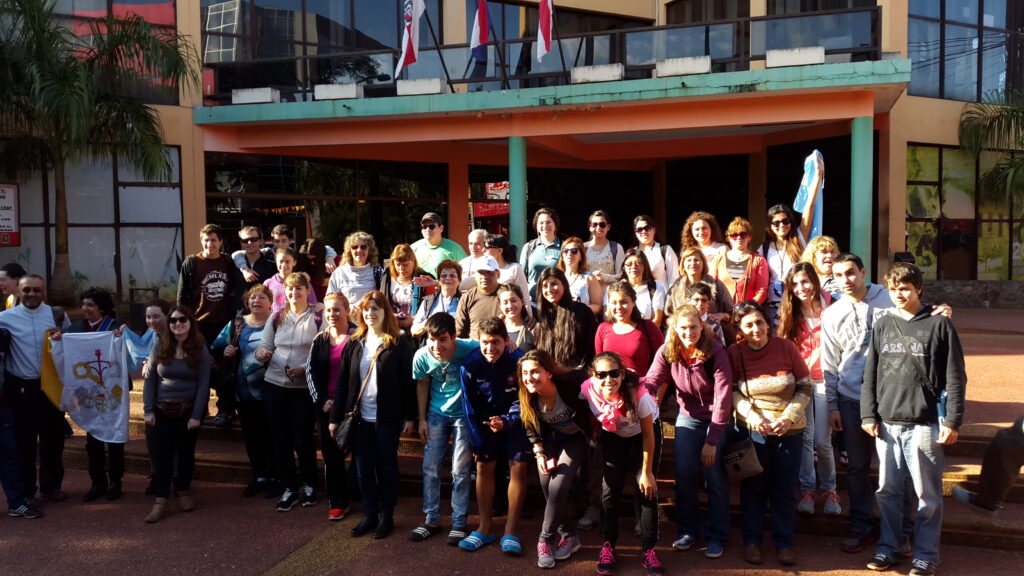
top-left (272, 308), bottom-right (324, 332)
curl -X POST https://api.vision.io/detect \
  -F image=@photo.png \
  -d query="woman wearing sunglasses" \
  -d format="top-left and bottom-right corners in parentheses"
top-left (557, 236), bottom-right (603, 316)
top-left (616, 248), bottom-right (667, 329)
top-left (758, 205), bottom-right (809, 319)
top-left (632, 215), bottom-right (678, 289)
top-left (327, 231), bottom-right (386, 312)
top-left (710, 217), bottom-right (769, 306)
top-left (142, 305), bottom-right (211, 523)
top-left (584, 210), bottom-right (624, 295)
top-left (583, 352), bottom-right (664, 576)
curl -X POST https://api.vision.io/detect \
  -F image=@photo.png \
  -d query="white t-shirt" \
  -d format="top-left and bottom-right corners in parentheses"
top-left (641, 243), bottom-right (679, 287)
top-left (585, 392), bottom-right (659, 438)
top-left (359, 333), bottom-right (383, 422)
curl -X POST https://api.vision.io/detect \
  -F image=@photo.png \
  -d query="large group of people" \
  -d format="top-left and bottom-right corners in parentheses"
top-left (0, 193), bottom-right (974, 576)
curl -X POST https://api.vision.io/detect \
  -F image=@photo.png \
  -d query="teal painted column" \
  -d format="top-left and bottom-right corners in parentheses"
top-left (850, 116), bottom-right (873, 279)
top-left (509, 136), bottom-right (527, 250)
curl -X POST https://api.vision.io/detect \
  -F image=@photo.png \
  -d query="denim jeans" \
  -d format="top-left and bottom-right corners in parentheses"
top-left (875, 422), bottom-right (944, 564)
top-left (740, 432), bottom-right (802, 549)
top-left (674, 414), bottom-right (730, 545)
top-left (153, 409), bottom-right (199, 498)
top-left (799, 381), bottom-right (837, 492)
top-left (422, 411), bottom-right (473, 527)
top-left (0, 402), bottom-right (28, 509)
top-left (838, 395), bottom-right (875, 536)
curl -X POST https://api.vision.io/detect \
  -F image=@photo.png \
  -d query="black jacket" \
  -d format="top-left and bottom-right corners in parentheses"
top-left (329, 335), bottom-right (417, 426)
top-left (861, 305), bottom-right (967, 430)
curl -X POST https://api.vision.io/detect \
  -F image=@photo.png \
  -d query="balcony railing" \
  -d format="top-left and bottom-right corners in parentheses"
top-left (202, 6), bottom-right (881, 105)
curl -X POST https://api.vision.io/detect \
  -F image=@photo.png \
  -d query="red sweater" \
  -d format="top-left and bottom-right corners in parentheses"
top-left (594, 320), bottom-right (664, 376)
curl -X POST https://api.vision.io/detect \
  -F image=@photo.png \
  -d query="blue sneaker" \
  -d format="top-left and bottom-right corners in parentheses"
top-left (672, 534), bottom-right (697, 551)
top-left (704, 541), bottom-right (724, 559)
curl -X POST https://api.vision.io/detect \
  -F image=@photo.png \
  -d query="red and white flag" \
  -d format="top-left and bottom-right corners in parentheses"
top-left (470, 0), bottom-right (489, 62)
top-left (537, 0), bottom-right (553, 62)
top-left (395, 0), bottom-right (426, 77)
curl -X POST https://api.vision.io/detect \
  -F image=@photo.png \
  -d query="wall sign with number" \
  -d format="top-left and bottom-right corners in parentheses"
top-left (0, 184), bottom-right (20, 246)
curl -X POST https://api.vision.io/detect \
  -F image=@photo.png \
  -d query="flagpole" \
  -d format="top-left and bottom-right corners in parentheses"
top-left (422, 10), bottom-right (454, 92)
top-left (550, 3), bottom-right (569, 84)
top-left (488, 22), bottom-right (509, 89)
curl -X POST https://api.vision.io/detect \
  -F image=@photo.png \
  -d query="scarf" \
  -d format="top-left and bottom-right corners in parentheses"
top-left (581, 376), bottom-right (650, 433)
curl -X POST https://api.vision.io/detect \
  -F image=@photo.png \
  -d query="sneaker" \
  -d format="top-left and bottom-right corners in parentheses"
top-left (299, 484), bottom-right (316, 507)
top-left (576, 505), bottom-right (599, 530)
top-left (596, 542), bottom-right (616, 575)
top-left (952, 486), bottom-right (999, 518)
top-left (672, 534), bottom-right (697, 551)
top-left (867, 553), bottom-right (896, 571)
top-left (641, 548), bottom-right (665, 576)
top-left (213, 412), bottom-right (236, 428)
top-left (328, 508), bottom-right (348, 521)
top-left (909, 558), bottom-right (937, 576)
top-left (276, 488), bottom-right (298, 512)
top-left (840, 531), bottom-right (876, 553)
top-left (822, 490), bottom-right (842, 515)
top-left (554, 536), bottom-right (582, 560)
top-left (797, 491), bottom-right (816, 514)
top-left (704, 541), bottom-right (724, 559)
top-left (899, 534), bottom-right (913, 558)
top-left (537, 542), bottom-right (556, 569)
top-left (8, 503), bottom-right (42, 519)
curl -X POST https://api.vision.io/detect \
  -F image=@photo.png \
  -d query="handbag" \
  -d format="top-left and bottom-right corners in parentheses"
top-left (722, 436), bottom-right (763, 481)
top-left (333, 346), bottom-right (382, 453)
top-left (157, 398), bottom-right (196, 419)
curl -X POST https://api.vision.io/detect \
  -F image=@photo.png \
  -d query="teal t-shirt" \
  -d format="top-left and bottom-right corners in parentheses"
top-left (413, 338), bottom-right (478, 417)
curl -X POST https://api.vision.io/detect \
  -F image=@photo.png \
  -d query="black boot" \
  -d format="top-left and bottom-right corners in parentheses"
top-left (351, 514), bottom-right (379, 537)
top-left (83, 485), bottom-right (107, 502)
top-left (373, 513), bottom-right (393, 539)
top-left (105, 481), bottom-right (123, 501)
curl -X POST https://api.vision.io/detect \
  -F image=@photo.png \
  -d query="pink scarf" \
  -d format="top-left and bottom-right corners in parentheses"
top-left (581, 377), bottom-right (650, 433)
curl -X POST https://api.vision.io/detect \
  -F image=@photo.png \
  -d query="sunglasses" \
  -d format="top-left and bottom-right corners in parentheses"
top-left (352, 245), bottom-right (368, 251)
top-left (634, 225), bottom-right (653, 233)
top-left (561, 247), bottom-right (580, 255)
top-left (168, 316), bottom-right (189, 324)
top-left (241, 237), bottom-right (261, 244)
top-left (590, 221), bottom-right (608, 229)
top-left (421, 224), bottom-right (437, 230)
top-left (771, 218), bottom-right (792, 227)
top-left (594, 369), bottom-right (623, 379)
top-left (729, 232), bottom-right (750, 239)
top-left (21, 286), bottom-right (43, 294)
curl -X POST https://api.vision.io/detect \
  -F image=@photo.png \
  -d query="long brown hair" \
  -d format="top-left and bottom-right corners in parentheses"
top-left (154, 305), bottom-right (206, 369)
top-left (534, 267), bottom-right (588, 367)
top-left (663, 304), bottom-right (714, 364)
top-left (766, 204), bottom-right (804, 263)
top-left (516, 349), bottom-right (566, 436)
top-left (777, 262), bottom-right (822, 342)
top-left (352, 290), bottom-right (401, 349)
top-left (556, 236), bottom-right (588, 275)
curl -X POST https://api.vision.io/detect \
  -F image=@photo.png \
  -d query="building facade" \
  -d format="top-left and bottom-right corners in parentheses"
top-left (2, 0), bottom-right (1022, 306)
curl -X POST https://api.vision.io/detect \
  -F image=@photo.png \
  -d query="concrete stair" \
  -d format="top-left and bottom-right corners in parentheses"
top-left (62, 388), bottom-right (1024, 550)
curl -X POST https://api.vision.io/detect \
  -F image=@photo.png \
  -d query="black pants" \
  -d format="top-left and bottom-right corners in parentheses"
top-left (152, 409), bottom-right (199, 498)
top-left (263, 384), bottom-right (317, 490)
top-left (199, 322), bottom-right (236, 415)
top-left (977, 416), bottom-right (1024, 509)
top-left (317, 410), bottom-right (349, 509)
top-left (353, 417), bottom-right (401, 516)
top-left (238, 399), bottom-right (273, 481)
top-left (8, 377), bottom-right (65, 495)
top-left (86, 433), bottom-right (124, 488)
top-left (600, 430), bottom-right (660, 550)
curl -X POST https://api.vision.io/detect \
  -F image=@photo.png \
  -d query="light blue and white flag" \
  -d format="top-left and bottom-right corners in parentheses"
top-left (794, 149), bottom-right (824, 242)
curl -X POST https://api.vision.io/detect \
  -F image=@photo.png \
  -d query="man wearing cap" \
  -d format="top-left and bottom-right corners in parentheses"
top-left (455, 256), bottom-right (502, 341)
top-left (412, 212), bottom-right (467, 278)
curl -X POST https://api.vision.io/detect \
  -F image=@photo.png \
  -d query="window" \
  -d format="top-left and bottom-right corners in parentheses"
top-left (667, 0), bottom-right (749, 24)
top-left (906, 144), bottom-right (1023, 280)
top-left (908, 1), bottom-right (1024, 102)
top-left (766, 0), bottom-right (874, 15)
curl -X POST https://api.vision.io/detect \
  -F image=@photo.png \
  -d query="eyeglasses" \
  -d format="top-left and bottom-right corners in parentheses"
top-left (771, 218), bottom-right (792, 228)
top-left (21, 286), bottom-right (42, 294)
top-left (561, 247), bottom-right (580, 255)
top-left (421, 224), bottom-right (437, 230)
top-left (728, 232), bottom-right (750, 239)
top-left (439, 272), bottom-right (459, 279)
top-left (352, 245), bottom-right (368, 251)
top-left (241, 237), bottom-right (261, 244)
top-left (168, 316), bottom-right (189, 324)
top-left (594, 369), bottom-right (622, 379)
top-left (590, 221), bottom-right (608, 229)
top-left (634, 225), bottom-right (653, 233)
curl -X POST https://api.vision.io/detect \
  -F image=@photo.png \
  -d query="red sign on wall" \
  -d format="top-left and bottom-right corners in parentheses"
top-left (0, 184), bottom-right (19, 246)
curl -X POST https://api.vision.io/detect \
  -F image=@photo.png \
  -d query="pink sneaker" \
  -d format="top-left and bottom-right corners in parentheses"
top-left (797, 491), bottom-right (816, 514)
top-left (822, 490), bottom-right (842, 515)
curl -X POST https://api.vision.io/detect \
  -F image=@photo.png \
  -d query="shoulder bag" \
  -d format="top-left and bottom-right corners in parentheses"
top-left (333, 346), bottom-right (382, 453)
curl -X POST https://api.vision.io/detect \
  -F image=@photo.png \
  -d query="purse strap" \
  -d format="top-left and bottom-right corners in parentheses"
top-left (352, 345), bottom-right (383, 409)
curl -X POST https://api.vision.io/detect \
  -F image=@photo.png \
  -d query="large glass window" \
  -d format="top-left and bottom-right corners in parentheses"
top-left (906, 143), bottom-right (1023, 280)
top-left (766, 0), bottom-right (874, 15)
top-left (667, 0), bottom-right (748, 24)
top-left (908, 1), bottom-right (1024, 101)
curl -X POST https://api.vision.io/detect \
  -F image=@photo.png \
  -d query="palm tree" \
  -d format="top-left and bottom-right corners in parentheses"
top-left (0, 0), bottom-right (199, 304)
top-left (959, 90), bottom-right (1024, 205)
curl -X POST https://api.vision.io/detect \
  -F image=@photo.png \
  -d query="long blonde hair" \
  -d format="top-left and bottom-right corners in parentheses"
top-left (663, 304), bottom-right (714, 364)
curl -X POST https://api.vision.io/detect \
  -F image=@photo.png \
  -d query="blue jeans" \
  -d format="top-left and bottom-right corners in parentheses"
top-left (0, 402), bottom-right (28, 509)
top-left (799, 381), bottom-right (837, 492)
top-left (674, 415), bottom-right (730, 545)
top-left (422, 411), bottom-right (473, 527)
top-left (838, 395), bottom-right (875, 536)
top-left (740, 432), bottom-right (802, 549)
top-left (875, 422), bottom-right (944, 564)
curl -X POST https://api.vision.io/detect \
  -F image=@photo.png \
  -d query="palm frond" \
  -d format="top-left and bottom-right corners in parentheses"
top-left (960, 89), bottom-right (1024, 155)
top-left (88, 94), bottom-right (170, 181)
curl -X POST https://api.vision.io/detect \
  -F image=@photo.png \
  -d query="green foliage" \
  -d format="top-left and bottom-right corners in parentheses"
top-left (959, 90), bottom-right (1024, 206)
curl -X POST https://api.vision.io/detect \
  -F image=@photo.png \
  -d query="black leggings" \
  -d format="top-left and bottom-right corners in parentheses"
top-left (538, 432), bottom-right (588, 545)
top-left (263, 384), bottom-right (317, 490)
top-left (600, 430), bottom-right (659, 550)
top-left (152, 410), bottom-right (199, 498)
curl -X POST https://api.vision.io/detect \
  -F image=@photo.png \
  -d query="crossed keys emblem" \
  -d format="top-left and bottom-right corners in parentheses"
top-left (72, 348), bottom-right (123, 413)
